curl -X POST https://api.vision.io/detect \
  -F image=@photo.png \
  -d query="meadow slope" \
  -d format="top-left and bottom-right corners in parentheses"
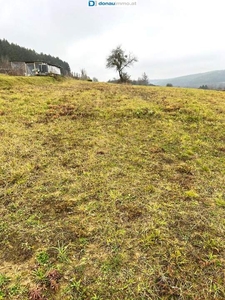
top-left (0, 74), bottom-right (225, 299)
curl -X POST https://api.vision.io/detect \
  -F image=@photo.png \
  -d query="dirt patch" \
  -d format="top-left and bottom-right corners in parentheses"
top-left (1, 231), bottom-right (35, 262)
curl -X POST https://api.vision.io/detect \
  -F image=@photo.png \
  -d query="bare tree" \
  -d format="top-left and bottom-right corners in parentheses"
top-left (137, 72), bottom-right (149, 85)
top-left (80, 68), bottom-right (88, 80)
top-left (106, 45), bottom-right (137, 83)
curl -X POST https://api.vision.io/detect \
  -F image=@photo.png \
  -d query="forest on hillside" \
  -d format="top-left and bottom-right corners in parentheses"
top-left (0, 39), bottom-right (70, 75)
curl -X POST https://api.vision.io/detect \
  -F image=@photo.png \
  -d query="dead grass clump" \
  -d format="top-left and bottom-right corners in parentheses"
top-left (29, 286), bottom-right (46, 300)
top-left (46, 269), bottom-right (61, 291)
top-left (45, 103), bottom-right (95, 121)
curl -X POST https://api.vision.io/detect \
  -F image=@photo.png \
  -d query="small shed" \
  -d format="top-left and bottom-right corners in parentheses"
top-left (11, 61), bottom-right (61, 76)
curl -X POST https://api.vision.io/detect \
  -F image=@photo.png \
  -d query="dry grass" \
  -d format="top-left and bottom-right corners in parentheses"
top-left (0, 74), bottom-right (225, 299)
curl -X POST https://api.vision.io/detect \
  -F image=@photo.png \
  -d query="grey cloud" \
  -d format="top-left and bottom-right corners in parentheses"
top-left (0, 0), bottom-right (225, 81)
top-left (0, 0), bottom-right (128, 59)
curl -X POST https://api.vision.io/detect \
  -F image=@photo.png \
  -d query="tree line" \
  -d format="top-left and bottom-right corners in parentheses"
top-left (0, 39), bottom-right (71, 75)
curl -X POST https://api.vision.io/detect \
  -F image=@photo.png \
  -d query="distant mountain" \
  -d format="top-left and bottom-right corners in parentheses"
top-left (0, 39), bottom-right (70, 75)
top-left (150, 70), bottom-right (225, 88)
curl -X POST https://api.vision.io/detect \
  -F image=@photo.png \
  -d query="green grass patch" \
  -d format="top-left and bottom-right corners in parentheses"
top-left (0, 74), bottom-right (225, 299)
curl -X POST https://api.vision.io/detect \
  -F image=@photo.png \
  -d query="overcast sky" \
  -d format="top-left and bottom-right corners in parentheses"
top-left (1, 0), bottom-right (225, 81)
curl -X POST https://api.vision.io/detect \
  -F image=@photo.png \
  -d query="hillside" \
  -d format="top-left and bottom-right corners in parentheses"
top-left (0, 74), bottom-right (225, 299)
top-left (0, 39), bottom-right (70, 75)
top-left (151, 70), bottom-right (225, 88)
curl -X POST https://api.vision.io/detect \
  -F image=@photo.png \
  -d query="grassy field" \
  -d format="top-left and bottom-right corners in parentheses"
top-left (0, 74), bottom-right (225, 299)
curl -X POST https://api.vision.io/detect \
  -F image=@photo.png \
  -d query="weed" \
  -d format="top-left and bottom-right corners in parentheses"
top-left (32, 268), bottom-right (48, 286)
top-left (36, 251), bottom-right (50, 266)
top-left (0, 274), bottom-right (10, 288)
top-left (8, 283), bottom-right (21, 296)
top-left (0, 274), bottom-right (10, 299)
top-left (101, 253), bottom-right (123, 273)
top-left (68, 278), bottom-right (87, 298)
top-left (52, 241), bottom-right (70, 263)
